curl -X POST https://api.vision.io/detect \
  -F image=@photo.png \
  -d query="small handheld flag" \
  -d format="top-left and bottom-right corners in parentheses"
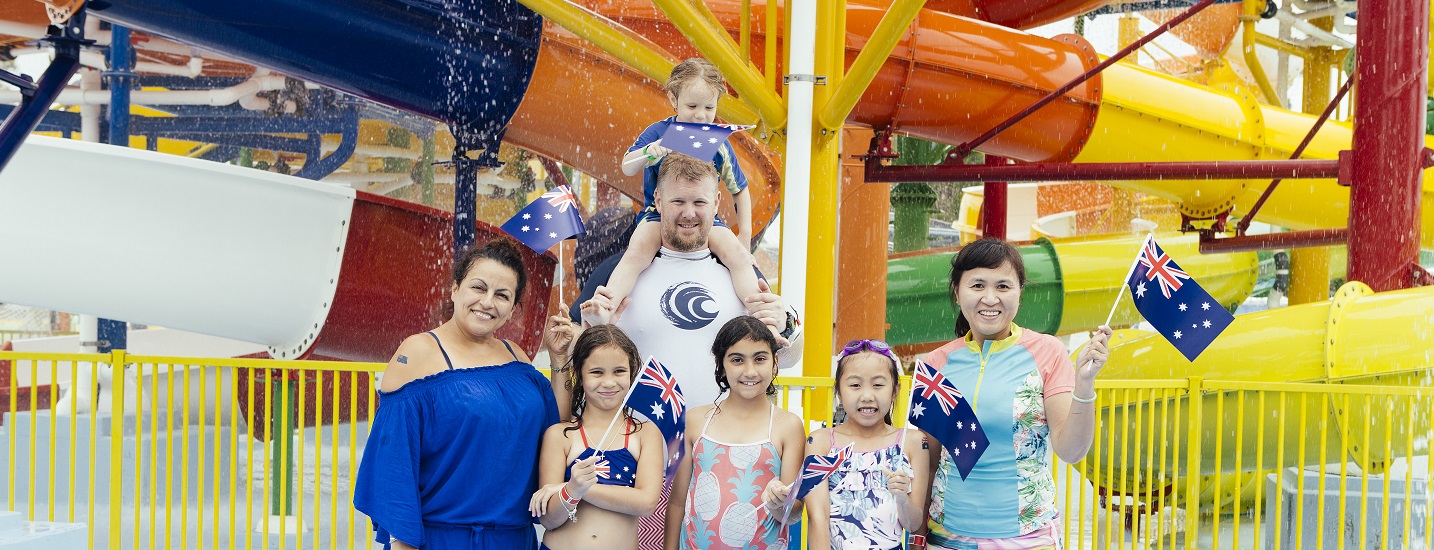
top-left (656, 122), bottom-right (754, 163)
top-left (795, 443), bottom-right (854, 500)
top-left (1124, 235), bottom-right (1235, 362)
top-left (907, 361), bottom-right (989, 480)
top-left (624, 357), bottom-right (688, 479)
top-left (778, 443), bottom-right (854, 534)
top-left (500, 184), bottom-right (586, 253)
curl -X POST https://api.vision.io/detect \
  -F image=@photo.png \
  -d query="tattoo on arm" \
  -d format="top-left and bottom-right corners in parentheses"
top-left (397, 355), bottom-right (408, 364)
top-left (921, 436), bottom-right (929, 450)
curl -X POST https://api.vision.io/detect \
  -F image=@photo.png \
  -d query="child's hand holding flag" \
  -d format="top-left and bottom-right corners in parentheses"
top-left (775, 443), bottom-right (854, 532)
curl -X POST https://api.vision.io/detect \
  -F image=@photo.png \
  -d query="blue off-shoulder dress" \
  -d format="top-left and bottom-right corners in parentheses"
top-left (355, 335), bottom-right (559, 549)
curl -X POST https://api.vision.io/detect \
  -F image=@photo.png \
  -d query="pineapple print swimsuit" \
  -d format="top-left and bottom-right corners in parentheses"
top-left (680, 404), bottom-right (784, 549)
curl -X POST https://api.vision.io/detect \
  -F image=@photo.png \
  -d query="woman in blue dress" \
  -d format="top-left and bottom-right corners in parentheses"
top-left (355, 239), bottom-right (563, 549)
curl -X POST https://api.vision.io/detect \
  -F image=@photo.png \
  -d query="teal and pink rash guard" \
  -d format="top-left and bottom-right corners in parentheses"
top-left (922, 324), bottom-right (1075, 544)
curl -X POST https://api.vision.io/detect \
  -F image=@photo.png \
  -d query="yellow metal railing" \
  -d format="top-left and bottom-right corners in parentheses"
top-left (2, 350), bottom-right (1431, 549)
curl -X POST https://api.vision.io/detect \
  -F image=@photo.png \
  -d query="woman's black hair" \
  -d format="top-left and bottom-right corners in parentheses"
top-left (949, 238), bottom-right (1027, 338)
top-left (833, 344), bottom-right (900, 425)
top-left (453, 238), bottom-right (528, 303)
top-left (563, 324), bottom-right (642, 437)
top-left (710, 316), bottom-right (779, 398)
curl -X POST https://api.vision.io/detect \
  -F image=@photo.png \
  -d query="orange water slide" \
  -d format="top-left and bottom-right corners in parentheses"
top-left (502, 24), bottom-right (786, 236)
top-left (572, 0), bottom-right (1104, 162)
top-left (505, 0), bottom-right (1109, 237)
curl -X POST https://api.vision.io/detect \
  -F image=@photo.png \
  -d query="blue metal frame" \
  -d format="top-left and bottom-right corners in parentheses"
top-left (99, 23), bottom-right (137, 353)
top-left (294, 99), bottom-right (361, 180)
top-left (0, 11), bottom-right (90, 175)
top-left (0, 105), bottom-right (83, 134)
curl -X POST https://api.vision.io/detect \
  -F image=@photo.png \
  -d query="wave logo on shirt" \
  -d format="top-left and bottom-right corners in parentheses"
top-left (660, 282), bottom-right (719, 330)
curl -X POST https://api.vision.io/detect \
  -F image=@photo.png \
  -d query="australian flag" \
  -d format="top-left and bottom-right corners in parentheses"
top-left (779, 443), bottom-right (854, 529)
top-left (1125, 235), bottom-right (1235, 362)
top-left (795, 443), bottom-right (853, 499)
top-left (628, 357), bottom-right (687, 479)
top-left (500, 184), bottom-right (586, 253)
top-left (657, 122), bottom-right (754, 163)
top-left (908, 361), bottom-right (989, 480)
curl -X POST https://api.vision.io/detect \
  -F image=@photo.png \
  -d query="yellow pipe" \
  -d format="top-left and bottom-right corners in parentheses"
top-left (819, 0), bottom-right (925, 129)
top-left (108, 351), bottom-right (125, 549)
top-left (764, 0), bottom-right (777, 93)
top-left (690, 0), bottom-right (747, 63)
top-left (802, 0), bottom-right (844, 422)
top-left (1254, 32), bottom-right (1312, 58)
top-left (1076, 59), bottom-right (1434, 250)
top-left (650, 0), bottom-right (787, 129)
top-left (1241, 0), bottom-right (1284, 108)
top-left (514, 0), bottom-right (760, 126)
top-left (740, 0), bottom-right (751, 60)
top-left (1184, 377), bottom-right (1204, 550)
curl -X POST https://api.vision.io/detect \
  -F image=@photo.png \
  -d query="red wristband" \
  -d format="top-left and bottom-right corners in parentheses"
top-left (560, 485), bottom-right (580, 505)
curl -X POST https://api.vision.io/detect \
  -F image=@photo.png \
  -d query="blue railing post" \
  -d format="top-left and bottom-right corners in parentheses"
top-left (98, 23), bottom-right (137, 353)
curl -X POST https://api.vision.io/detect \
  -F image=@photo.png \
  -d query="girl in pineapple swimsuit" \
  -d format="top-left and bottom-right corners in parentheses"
top-left (665, 316), bottom-right (806, 549)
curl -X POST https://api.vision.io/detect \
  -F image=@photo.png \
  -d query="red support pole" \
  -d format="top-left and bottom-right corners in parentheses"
top-left (1346, 0), bottom-right (1429, 292)
top-left (980, 155), bottom-right (1009, 240)
top-left (1198, 228), bottom-right (1349, 254)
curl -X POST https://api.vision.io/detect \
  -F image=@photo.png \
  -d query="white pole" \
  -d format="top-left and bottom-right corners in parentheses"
top-left (1106, 232), bottom-right (1153, 327)
top-left (778, 0), bottom-right (817, 318)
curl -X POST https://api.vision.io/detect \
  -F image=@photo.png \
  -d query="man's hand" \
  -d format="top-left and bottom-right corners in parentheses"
top-left (744, 279), bottom-right (789, 346)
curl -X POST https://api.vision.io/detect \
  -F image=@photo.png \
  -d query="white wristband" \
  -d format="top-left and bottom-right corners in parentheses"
top-left (1070, 391), bottom-right (1097, 404)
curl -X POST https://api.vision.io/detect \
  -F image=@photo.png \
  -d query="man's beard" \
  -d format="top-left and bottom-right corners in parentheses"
top-left (662, 220), bottom-right (709, 252)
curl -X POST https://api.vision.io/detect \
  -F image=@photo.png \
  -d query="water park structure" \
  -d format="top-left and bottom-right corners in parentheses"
top-left (0, 0), bottom-right (1431, 547)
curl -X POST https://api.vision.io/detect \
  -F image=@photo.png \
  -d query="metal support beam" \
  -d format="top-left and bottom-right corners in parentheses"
top-left (819, 0), bottom-right (925, 129)
top-left (514, 0), bottom-right (759, 127)
top-left (1241, 0), bottom-right (1285, 109)
top-left (1198, 228), bottom-right (1348, 254)
top-left (132, 115), bottom-right (357, 135)
top-left (450, 135), bottom-right (505, 255)
top-left (951, 0), bottom-right (1219, 159)
top-left (1236, 74), bottom-right (1353, 235)
top-left (864, 158), bottom-right (1341, 183)
top-left (295, 102), bottom-right (361, 180)
top-left (1346, 0), bottom-right (1429, 292)
top-left (100, 22), bottom-right (135, 353)
top-left (649, 0), bottom-right (787, 129)
top-left (980, 155), bottom-right (1009, 240)
top-left (0, 12), bottom-right (88, 174)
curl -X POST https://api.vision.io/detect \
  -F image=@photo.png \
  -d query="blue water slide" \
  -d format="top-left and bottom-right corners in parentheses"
top-left (86, 0), bottom-right (542, 146)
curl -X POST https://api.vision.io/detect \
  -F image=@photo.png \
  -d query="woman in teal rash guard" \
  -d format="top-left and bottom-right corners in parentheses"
top-left (922, 238), bottom-right (1112, 550)
top-left (355, 239), bottom-right (562, 549)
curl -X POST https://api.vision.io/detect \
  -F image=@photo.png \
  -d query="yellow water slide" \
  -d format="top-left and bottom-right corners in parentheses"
top-left (1084, 281), bottom-right (1434, 500)
top-left (1078, 61), bottom-right (1434, 250)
